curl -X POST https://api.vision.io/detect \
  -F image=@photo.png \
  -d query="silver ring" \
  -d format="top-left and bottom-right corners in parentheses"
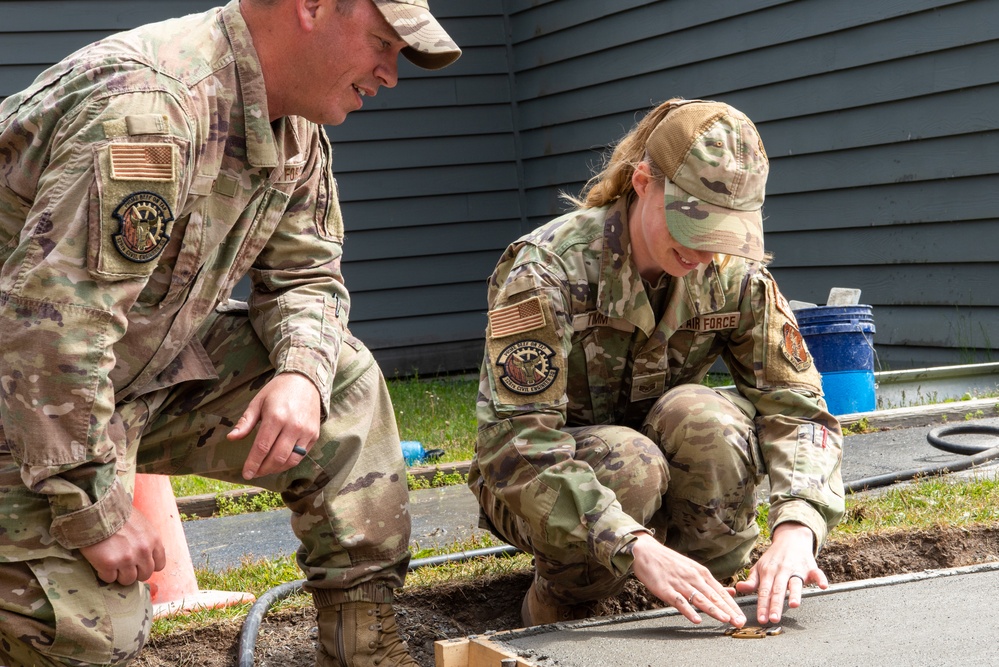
top-left (687, 592), bottom-right (696, 605)
top-left (788, 573), bottom-right (805, 584)
top-left (292, 445), bottom-right (307, 456)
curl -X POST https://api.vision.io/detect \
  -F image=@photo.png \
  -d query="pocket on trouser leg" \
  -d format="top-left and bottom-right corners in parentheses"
top-left (22, 557), bottom-right (151, 665)
top-left (664, 488), bottom-right (760, 580)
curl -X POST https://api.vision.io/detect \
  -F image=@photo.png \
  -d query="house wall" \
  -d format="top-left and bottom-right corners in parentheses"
top-left (2, 0), bottom-right (995, 375)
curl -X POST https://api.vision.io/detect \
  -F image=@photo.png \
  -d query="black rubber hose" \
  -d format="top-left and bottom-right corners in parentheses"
top-left (236, 544), bottom-right (521, 666)
top-left (239, 423), bottom-right (999, 665)
top-left (237, 580), bottom-right (303, 667)
top-left (845, 423), bottom-right (999, 493)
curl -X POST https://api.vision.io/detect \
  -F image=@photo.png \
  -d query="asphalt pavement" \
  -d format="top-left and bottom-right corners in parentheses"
top-left (182, 413), bottom-right (999, 572)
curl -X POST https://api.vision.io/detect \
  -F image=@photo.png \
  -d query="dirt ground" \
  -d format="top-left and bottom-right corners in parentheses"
top-left (135, 524), bottom-right (999, 667)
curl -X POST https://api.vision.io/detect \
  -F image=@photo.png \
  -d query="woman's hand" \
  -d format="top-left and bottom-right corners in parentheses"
top-left (630, 532), bottom-right (747, 627)
top-left (735, 522), bottom-right (828, 624)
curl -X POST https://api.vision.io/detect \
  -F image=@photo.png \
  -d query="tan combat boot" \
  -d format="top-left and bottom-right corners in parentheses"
top-left (520, 577), bottom-right (595, 627)
top-left (315, 600), bottom-right (419, 667)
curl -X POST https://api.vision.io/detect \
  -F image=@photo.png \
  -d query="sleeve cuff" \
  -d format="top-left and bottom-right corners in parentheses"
top-left (277, 345), bottom-right (336, 421)
top-left (588, 511), bottom-right (651, 575)
top-left (49, 478), bottom-right (132, 549)
top-left (769, 499), bottom-right (828, 555)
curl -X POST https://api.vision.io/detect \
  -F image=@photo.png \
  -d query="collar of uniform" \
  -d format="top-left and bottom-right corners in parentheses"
top-left (220, 0), bottom-right (279, 168)
top-left (595, 199), bottom-right (657, 336)
top-left (683, 260), bottom-right (727, 318)
top-left (652, 260), bottom-right (727, 337)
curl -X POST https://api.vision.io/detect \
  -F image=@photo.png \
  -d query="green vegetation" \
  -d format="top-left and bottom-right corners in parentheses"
top-left (388, 373), bottom-right (479, 464)
top-left (151, 554), bottom-right (304, 638)
top-left (838, 474), bottom-right (999, 535)
top-left (842, 417), bottom-right (873, 436)
top-left (216, 490), bottom-right (284, 516)
top-left (171, 475), bottom-right (246, 499)
top-left (407, 469), bottom-right (468, 490)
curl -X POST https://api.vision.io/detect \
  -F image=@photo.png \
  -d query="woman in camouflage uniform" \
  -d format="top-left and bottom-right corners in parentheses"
top-left (468, 99), bottom-right (844, 630)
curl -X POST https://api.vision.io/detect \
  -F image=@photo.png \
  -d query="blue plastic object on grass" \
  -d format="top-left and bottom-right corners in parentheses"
top-left (400, 440), bottom-right (444, 466)
top-left (401, 440), bottom-right (425, 465)
top-left (794, 305), bottom-right (876, 416)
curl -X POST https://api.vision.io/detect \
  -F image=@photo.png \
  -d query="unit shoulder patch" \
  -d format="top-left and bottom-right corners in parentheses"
top-left (496, 339), bottom-right (559, 395)
top-left (780, 322), bottom-right (812, 371)
top-left (111, 191), bottom-right (173, 263)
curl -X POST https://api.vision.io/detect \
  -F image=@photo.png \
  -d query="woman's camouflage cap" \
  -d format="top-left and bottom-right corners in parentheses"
top-left (372, 0), bottom-right (461, 70)
top-left (647, 100), bottom-right (769, 261)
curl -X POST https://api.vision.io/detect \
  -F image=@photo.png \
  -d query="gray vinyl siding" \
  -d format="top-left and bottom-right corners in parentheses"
top-left (504, 0), bottom-right (999, 372)
top-left (2, 0), bottom-right (996, 375)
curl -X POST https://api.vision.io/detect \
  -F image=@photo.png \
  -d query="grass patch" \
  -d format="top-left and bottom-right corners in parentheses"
top-left (151, 554), bottom-right (306, 638)
top-left (389, 374), bottom-right (479, 463)
top-left (839, 473), bottom-right (999, 535)
top-left (406, 533), bottom-right (534, 589)
top-left (171, 475), bottom-right (246, 499)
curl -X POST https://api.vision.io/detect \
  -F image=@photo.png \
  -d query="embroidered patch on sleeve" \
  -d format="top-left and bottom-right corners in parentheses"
top-left (780, 322), bottom-right (812, 371)
top-left (110, 143), bottom-right (176, 181)
top-left (111, 192), bottom-right (173, 263)
top-left (489, 296), bottom-right (546, 338)
top-left (496, 340), bottom-right (559, 395)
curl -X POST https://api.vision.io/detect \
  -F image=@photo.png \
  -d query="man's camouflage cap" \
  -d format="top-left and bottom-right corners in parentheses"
top-left (647, 100), bottom-right (769, 261)
top-left (373, 0), bottom-right (461, 69)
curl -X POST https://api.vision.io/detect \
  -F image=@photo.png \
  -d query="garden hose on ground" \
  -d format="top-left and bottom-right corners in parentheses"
top-left (237, 422), bottom-right (999, 666)
top-left (845, 423), bottom-right (999, 493)
top-left (236, 545), bottom-right (520, 666)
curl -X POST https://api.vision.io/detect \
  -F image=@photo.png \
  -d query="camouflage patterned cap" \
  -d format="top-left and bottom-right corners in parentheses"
top-left (646, 100), bottom-right (769, 261)
top-left (372, 0), bottom-right (461, 70)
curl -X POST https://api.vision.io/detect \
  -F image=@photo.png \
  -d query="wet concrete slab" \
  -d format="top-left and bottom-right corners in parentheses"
top-left (491, 563), bottom-right (999, 667)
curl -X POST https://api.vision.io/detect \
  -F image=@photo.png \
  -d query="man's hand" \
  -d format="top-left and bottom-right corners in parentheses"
top-left (229, 372), bottom-right (322, 480)
top-left (735, 521), bottom-right (828, 624)
top-left (79, 509), bottom-right (165, 586)
top-left (630, 532), bottom-right (747, 627)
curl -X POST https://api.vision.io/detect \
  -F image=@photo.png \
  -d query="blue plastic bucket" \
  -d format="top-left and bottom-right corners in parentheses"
top-left (794, 305), bottom-right (876, 416)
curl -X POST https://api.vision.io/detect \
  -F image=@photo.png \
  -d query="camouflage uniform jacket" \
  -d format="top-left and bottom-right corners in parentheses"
top-left (470, 199), bottom-right (844, 575)
top-left (0, 1), bottom-right (346, 552)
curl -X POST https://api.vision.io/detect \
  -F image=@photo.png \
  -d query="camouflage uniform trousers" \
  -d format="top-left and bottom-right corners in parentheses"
top-left (480, 384), bottom-right (763, 606)
top-left (0, 308), bottom-right (410, 666)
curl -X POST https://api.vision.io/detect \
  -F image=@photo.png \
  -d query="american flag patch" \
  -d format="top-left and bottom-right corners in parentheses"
top-left (110, 143), bottom-right (175, 181)
top-left (489, 296), bottom-right (547, 338)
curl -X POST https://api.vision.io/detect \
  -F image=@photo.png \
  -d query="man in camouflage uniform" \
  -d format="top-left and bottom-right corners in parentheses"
top-left (0, 1), bottom-right (459, 665)
top-left (469, 99), bottom-right (844, 630)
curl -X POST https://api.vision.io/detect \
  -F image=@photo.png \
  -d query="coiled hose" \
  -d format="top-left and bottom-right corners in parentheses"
top-left (237, 422), bottom-right (999, 665)
top-left (844, 423), bottom-right (999, 493)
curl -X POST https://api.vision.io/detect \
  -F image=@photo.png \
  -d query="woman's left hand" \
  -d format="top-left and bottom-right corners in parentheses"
top-left (734, 522), bottom-right (828, 624)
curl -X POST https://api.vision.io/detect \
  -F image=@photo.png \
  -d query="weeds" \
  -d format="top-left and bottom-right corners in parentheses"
top-left (216, 490), bottom-right (284, 517)
top-left (842, 417), bottom-right (873, 435)
top-left (408, 469), bottom-right (468, 490)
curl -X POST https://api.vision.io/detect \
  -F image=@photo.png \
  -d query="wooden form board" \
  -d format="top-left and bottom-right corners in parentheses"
top-left (435, 635), bottom-right (535, 667)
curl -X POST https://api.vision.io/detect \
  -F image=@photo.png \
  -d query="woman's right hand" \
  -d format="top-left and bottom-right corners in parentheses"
top-left (630, 532), bottom-right (747, 627)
